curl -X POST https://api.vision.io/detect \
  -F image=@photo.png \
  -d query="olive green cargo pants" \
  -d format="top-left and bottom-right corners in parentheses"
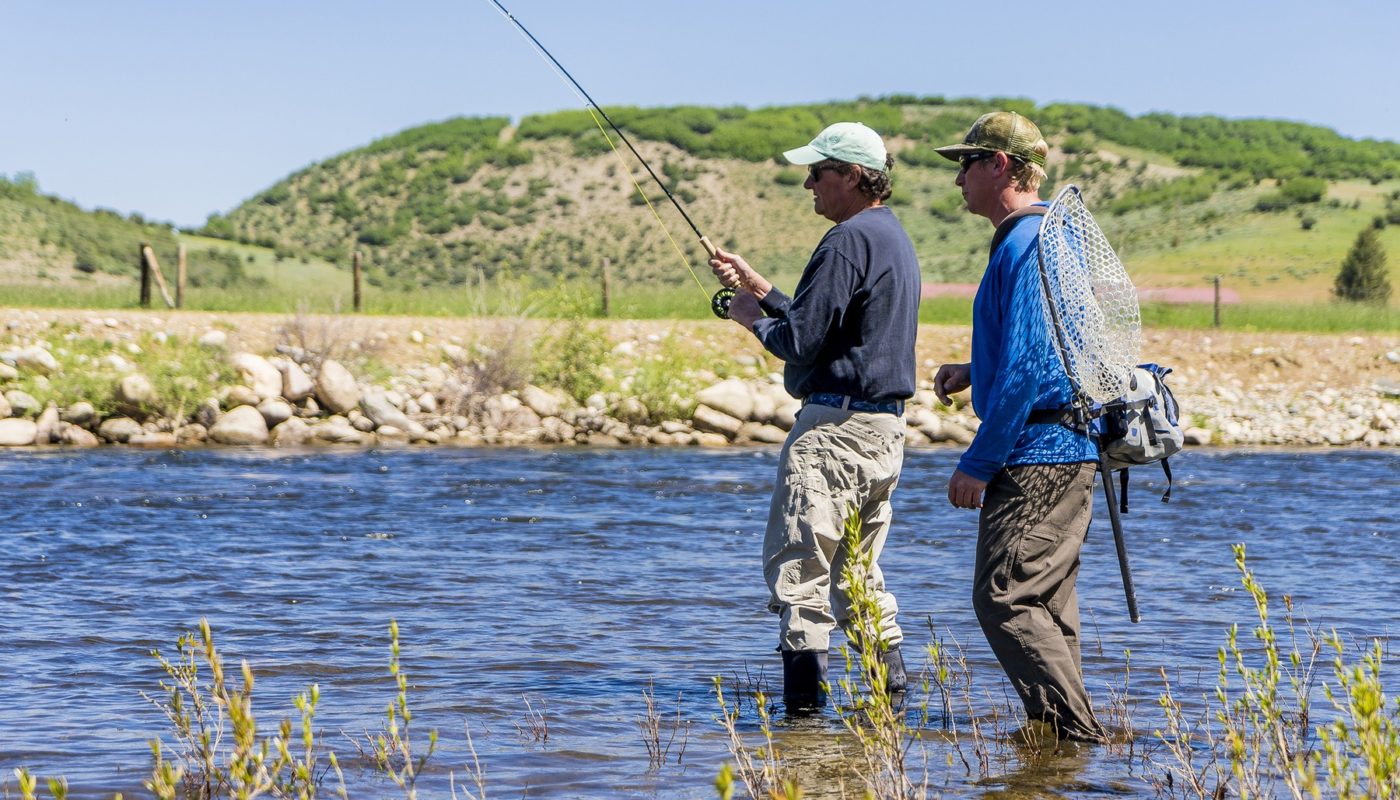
top-left (973, 461), bottom-right (1106, 741)
top-left (764, 403), bottom-right (906, 653)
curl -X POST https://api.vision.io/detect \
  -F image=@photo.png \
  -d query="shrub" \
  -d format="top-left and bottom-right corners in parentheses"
top-left (1333, 227), bottom-right (1392, 304)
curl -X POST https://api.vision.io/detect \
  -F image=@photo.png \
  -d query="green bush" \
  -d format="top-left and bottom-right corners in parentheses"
top-left (1334, 227), bottom-right (1392, 304)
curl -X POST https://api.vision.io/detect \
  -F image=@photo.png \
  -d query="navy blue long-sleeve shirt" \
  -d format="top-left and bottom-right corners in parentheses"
top-left (752, 205), bottom-right (920, 402)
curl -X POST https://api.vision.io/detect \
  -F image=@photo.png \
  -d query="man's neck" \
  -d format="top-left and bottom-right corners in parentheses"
top-left (986, 191), bottom-right (1040, 227)
top-left (832, 199), bottom-right (881, 224)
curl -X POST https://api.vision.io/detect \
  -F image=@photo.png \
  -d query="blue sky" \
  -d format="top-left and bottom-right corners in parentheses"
top-left (2, 1), bottom-right (1396, 228)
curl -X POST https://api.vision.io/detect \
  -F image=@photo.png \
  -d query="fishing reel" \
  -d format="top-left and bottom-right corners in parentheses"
top-left (710, 287), bottom-right (736, 319)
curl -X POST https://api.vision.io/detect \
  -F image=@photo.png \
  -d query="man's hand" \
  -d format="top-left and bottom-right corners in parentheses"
top-left (947, 468), bottom-right (987, 509)
top-left (933, 362), bottom-right (972, 406)
top-left (726, 289), bottom-right (763, 330)
top-left (709, 247), bottom-right (772, 299)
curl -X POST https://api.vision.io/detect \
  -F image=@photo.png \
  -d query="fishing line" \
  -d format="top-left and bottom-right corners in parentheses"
top-left (485, 0), bottom-right (728, 309)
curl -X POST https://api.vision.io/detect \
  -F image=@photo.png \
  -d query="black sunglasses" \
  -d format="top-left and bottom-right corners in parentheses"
top-left (958, 152), bottom-right (995, 172)
top-left (808, 162), bottom-right (846, 183)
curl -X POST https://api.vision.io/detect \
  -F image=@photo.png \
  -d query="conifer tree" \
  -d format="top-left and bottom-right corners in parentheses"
top-left (1333, 227), bottom-right (1392, 304)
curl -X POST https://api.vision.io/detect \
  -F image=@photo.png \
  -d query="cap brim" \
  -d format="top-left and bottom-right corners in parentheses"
top-left (932, 144), bottom-right (996, 162)
top-left (782, 144), bottom-right (826, 165)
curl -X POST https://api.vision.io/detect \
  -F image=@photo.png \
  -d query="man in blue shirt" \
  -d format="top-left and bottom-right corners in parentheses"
top-left (932, 112), bottom-right (1107, 741)
top-left (709, 122), bottom-right (921, 712)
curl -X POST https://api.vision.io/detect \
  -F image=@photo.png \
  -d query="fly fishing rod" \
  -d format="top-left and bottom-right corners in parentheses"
top-left (486, 0), bottom-right (738, 318)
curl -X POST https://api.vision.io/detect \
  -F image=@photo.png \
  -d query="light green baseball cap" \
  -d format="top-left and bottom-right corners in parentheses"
top-left (782, 122), bottom-right (889, 172)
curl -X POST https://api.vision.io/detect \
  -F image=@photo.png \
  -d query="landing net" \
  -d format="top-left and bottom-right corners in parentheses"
top-left (1037, 185), bottom-right (1142, 403)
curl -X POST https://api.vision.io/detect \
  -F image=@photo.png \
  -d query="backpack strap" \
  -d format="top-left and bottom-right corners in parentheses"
top-left (989, 204), bottom-right (1048, 257)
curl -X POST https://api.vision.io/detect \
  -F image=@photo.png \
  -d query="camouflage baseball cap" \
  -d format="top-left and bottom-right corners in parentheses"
top-left (935, 111), bottom-right (1047, 167)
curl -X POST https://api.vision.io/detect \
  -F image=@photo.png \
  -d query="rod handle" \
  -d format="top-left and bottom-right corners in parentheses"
top-left (699, 235), bottom-right (718, 258)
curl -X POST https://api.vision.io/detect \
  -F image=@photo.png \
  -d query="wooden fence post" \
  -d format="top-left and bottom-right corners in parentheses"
top-left (353, 250), bottom-right (363, 312)
top-left (139, 243), bottom-right (151, 308)
top-left (601, 257), bottom-right (611, 317)
top-left (1213, 275), bottom-right (1222, 328)
top-left (176, 244), bottom-right (186, 309)
top-left (140, 245), bottom-right (176, 308)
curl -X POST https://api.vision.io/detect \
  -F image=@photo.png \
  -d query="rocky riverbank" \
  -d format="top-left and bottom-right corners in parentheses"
top-left (1, 308), bottom-right (1397, 450)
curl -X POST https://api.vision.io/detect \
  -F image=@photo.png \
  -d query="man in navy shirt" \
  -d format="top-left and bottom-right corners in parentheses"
top-left (709, 122), bottom-right (920, 711)
top-left (933, 112), bottom-right (1106, 741)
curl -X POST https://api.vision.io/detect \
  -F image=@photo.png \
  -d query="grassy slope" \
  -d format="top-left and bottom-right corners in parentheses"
top-left (2, 99), bottom-right (1398, 328)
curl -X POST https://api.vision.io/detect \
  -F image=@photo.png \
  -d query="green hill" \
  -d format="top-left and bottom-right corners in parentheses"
top-left (5, 97), bottom-right (1400, 319)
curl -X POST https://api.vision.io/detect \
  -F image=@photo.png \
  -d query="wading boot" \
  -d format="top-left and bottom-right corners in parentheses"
top-left (781, 649), bottom-right (828, 714)
top-left (881, 646), bottom-right (907, 696)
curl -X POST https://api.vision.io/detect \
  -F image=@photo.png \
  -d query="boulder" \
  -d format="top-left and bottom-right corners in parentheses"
top-left (61, 424), bottom-right (100, 447)
top-left (115, 373), bottom-right (155, 408)
top-left (176, 424), bottom-right (208, 445)
top-left (231, 352), bottom-right (282, 400)
top-left (695, 378), bottom-right (754, 422)
top-left (520, 384), bottom-right (565, 418)
top-left (740, 422), bottom-right (788, 444)
top-left (34, 404), bottom-right (60, 444)
top-left (311, 420), bottom-right (365, 444)
top-left (692, 404), bottom-right (742, 438)
top-left (772, 399), bottom-right (801, 431)
top-left (14, 347), bottom-right (59, 375)
top-left (275, 359), bottom-right (315, 402)
top-left (0, 392), bottom-right (10, 419)
top-left (208, 405), bottom-right (270, 445)
top-left (270, 417), bottom-right (312, 447)
top-left (0, 418), bottom-right (38, 446)
top-left (257, 397), bottom-right (295, 428)
top-left (198, 330), bottom-right (228, 349)
top-left (98, 417), bottom-right (144, 443)
top-left (1184, 426), bottom-right (1213, 446)
top-left (0, 363), bottom-right (17, 381)
top-left (361, 391), bottom-right (414, 431)
top-left (316, 359), bottom-right (360, 414)
top-left (4, 390), bottom-right (40, 417)
top-left (224, 385), bottom-right (260, 408)
top-left (195, 398), bottom-right (221, 429)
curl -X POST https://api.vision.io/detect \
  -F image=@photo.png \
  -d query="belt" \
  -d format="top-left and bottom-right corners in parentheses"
top-left (803, 392), bottom-right (905, 415)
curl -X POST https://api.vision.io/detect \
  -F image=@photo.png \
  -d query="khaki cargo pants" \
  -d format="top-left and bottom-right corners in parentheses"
top-left (764, 403), bottom-right (905, 653)
top-left (973, 461), bottom-right (1105, 740)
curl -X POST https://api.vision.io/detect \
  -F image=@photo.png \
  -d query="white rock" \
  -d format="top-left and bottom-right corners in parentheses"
top-left (224, 385), bottom-right (260, 408)
top-left (409, 330), bottom-right (425, 344)
top-left (98, 417), bottom-right (144, 443)
top-left (695, 378), bottom-right (754, 422)
top-left (315, 359), bottom-right (360, 414)
top-left (4, 390), bottom-right (39, 417)
top-left (115, 373), bottom-right (154, 407)
top-left (275, 359), bottom-right (315, 402)
top-left (270, 417), bottom-right (312, 447)
top-left (230, 352), bottom-right (283, 400)
top-left (0, 418), bottom-right (38, 446)
top-left (0, 393), bottom-right (9, 418)
top-left (520, 384), bottom-right (564, 418)
top-left (416, 392), bottom-right (438, 413)
top-left (209, 405), bottom-right (270, 445)
top-left (257, 397), bottom-right (295, 428)
top-left (0, 363), bottom-right (18, 381)
top-left (1184, 427), bottom-right (1213, 445)
top-left (34, 404), bottom-right (60, 444)
top-left (692, 404), bottom-right (742, 438)
top-left (361, 392), bottom-right (414, 431)
top-left (14, 347), bottom-right (59, 375)
top-left (199, 330), bottom-right (228, 349)
top-left (61, 424), bottom-right (100, 447)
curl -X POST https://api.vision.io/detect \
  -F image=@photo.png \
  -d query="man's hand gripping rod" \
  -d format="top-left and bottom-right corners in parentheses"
top-left (487, 0), bottom-right (738, 318)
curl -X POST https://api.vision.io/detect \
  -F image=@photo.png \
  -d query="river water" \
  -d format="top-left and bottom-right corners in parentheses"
top-left (1, 446), bottom-right (1396, 798)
